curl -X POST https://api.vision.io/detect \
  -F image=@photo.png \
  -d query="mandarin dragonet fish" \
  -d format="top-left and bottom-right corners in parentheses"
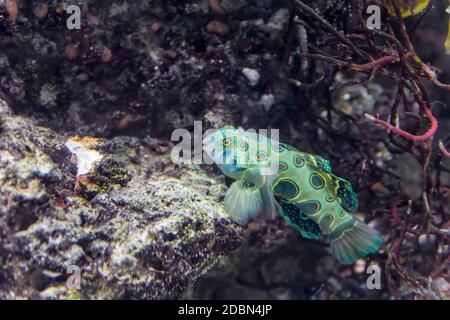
top-left (203, 126), bottom-right (382, 265)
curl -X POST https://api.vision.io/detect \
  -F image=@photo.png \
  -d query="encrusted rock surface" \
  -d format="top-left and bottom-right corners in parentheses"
top-left (0, 100), bottom-right (243, 299)
top-left (0, 0), bottom-right (295, 137)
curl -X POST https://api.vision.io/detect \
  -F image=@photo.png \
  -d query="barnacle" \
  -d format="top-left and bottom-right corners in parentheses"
top-left (385, 0), bottom-right (430, 17)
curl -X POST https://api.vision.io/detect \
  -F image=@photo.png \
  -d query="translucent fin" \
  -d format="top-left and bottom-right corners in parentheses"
top-left (279, 200), bottom-right (322, 240)
top-left (259, 176), bottom-right (282, 220)
top-left (224, 180), bottom-right (264, 225)
top-left (330, 218), bottom-right (382, 265)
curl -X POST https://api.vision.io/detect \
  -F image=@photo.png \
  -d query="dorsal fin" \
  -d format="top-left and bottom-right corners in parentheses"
top-left (330, 174), bottom-right (359, 212)
top-left (300, 152), bottom-right (333, 174)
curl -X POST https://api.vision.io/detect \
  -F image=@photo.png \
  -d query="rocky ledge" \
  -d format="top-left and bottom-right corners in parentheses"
top-left (0, 99), bottom-right (243, 299)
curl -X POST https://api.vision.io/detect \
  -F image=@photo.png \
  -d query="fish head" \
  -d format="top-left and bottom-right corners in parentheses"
top-left (203, 126), bottom-right (249, 179)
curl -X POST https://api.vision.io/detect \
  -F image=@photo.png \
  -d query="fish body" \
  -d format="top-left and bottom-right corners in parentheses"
top-left (203, 126), bottom-right (382, 264)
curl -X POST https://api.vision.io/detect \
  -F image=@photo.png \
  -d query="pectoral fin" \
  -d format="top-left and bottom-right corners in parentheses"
top-left (259, 176), bottom-right (282, 219)
top-left (224, 180), bottom-right (264, 225)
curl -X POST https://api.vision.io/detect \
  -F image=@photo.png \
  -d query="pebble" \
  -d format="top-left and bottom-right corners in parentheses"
top-left (242, 68), bottom-right (260, 86)
top-left (353, 259), bottom-right (367, 274)
top-left (102, 47), bottom-right (113, 62)
top-left (33, 3), bottom-right (48, 19)
top-left (164, 50), bottom-right (178, 59)
top-left (65, 44), bottom-right (79, 61)
top-left (151, 21), bottom-right (162, 33)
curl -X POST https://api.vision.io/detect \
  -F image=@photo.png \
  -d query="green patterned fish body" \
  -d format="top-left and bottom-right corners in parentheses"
top-left (203, 127), bottom-right (382, 265)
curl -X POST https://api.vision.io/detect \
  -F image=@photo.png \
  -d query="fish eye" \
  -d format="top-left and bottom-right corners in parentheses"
top-left (223, 139), bottom-right (231, 147)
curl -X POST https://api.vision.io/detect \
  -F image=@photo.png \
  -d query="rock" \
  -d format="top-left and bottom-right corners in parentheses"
top-left (418, 234), bottom-right (437, 252)
top-left (209, 0), bottom-right (226, 14)
top-left (219, 0), bottom-right (247, 13)
top-left (266, 8), bottom-right (290, 40)
top-left (65, 44), bottom-right (79, 61)
top-left (102, 47), bottom-right (113, 63)
top-left (6, 0), bottom-right (18, 25)
top-left (0, 101), bottom-right (244, 299)
top-left (431, 277), bottom-right (449, 296)
top-left (206, 20), bottom-right (230, 36)
top-left (0, 0), bottom-right (293, 136)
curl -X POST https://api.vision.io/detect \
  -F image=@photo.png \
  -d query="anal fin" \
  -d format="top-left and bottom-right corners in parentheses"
top-left (279, 200), bottom-right (322, 240)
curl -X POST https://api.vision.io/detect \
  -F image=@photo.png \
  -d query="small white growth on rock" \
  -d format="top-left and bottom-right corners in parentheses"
top-left (260, 94), bottom-right (275, 111)
top-left (353, 259), bottom-right (367, 274)
top-left (242, 68), bottom-right (260, 86)
top-left (39, 83), bottom-right (58, 108)
top-left (66, 136), bottom-right (103, 176)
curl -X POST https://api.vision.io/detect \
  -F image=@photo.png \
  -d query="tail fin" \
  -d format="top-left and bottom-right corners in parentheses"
top-left (224, 180), bottom-right (263, 225)
top-left (330, 218), bottom-right (382, 265)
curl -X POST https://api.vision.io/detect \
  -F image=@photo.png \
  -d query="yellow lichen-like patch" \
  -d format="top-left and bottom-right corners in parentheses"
top-left (446, 23), bottom-right (450, 54)
top-left (385, 0), bottom-right (430, 17)
top-left (446, 6), bottom-right (450, 54)
top-left (69, 135), bottom-right (101, 149)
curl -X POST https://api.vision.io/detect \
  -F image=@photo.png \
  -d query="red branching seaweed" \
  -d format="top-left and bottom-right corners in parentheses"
top-left (289, 0), bottom-right (449, 299)
top-left (364, 104), bottom-right (438, 142)
top-left (438, 140), bottom-right (450, 159)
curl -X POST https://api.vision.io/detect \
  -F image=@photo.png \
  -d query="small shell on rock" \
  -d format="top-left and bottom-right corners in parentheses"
top-left (66, 136), bottom-right (103, 176)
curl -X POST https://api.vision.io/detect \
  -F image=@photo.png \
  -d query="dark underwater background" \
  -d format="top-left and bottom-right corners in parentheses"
top-left (0, 0), bottom-right (448, 300)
